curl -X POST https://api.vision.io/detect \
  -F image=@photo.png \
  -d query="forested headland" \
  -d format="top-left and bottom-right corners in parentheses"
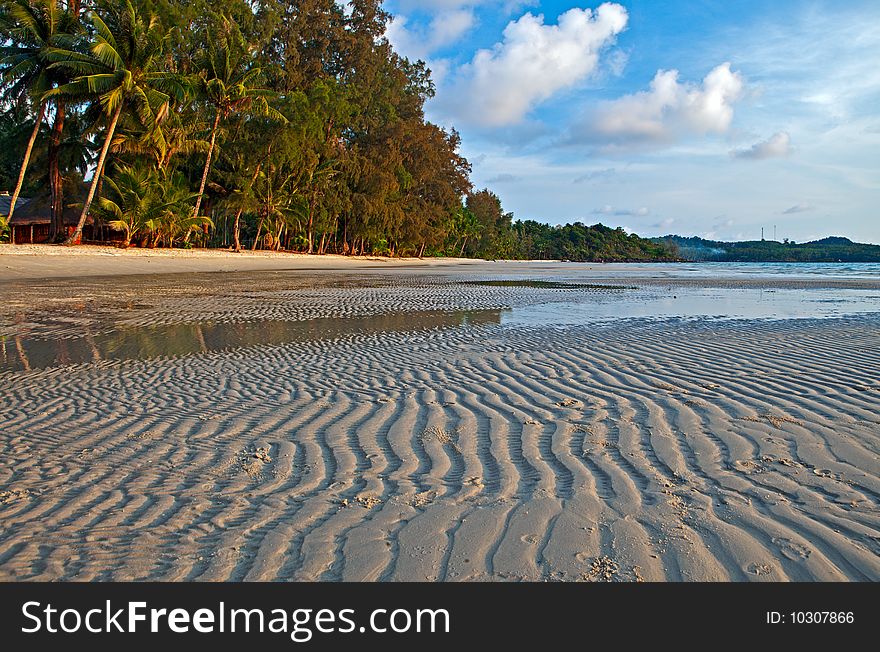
top-left (656, 235), bottom-right (880, 263)
top-left (0, 0), bottom-right (678, 261)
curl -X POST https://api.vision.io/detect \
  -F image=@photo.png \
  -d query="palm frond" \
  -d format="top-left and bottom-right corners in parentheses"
top-left (90, 41), bottom-right (124, 72)
top-left (90, 13), bottom-right (119, 55)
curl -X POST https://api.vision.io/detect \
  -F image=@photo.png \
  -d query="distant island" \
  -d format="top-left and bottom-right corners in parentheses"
top-left (654, 235), bottom-right (880, 263)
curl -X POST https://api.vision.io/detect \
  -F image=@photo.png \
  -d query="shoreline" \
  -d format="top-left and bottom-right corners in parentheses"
top-left (2, 245), bottom-right (879, 292)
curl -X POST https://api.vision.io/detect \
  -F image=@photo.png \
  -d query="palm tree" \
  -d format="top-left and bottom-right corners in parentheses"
top-left (93, 162), bottom-right (153, 247)
top-left (97, 162), bottom-right (208, 248)
top-left (45, 0), bottom-right (185, 245)
top-left (111, 102), bottom-right (208, 171)
top-left (212, 149), bottom-right (262, 252)
top-left (148, 171), bottom-right (211, 247)
top-left (0, 0), bottom-right (77, 229)
top-left (192, 17), bottom-right (284, 220)
top-left (0, 214), bottom-right (9, 243)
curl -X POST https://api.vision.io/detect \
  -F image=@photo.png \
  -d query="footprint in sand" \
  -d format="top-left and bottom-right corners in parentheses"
top-left (0, 488), bottom-right (32, 504)
top-left (747, 562), bottom-right (774, 576)
top-left (772, 537), bottom-right (812, 561)
top-left (586, 556), bottom-right (620, 582)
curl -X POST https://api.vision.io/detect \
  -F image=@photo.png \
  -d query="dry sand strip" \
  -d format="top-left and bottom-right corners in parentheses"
top-left (1, 296), bottom-right (878, 581)
top-left (0, 244), bottom-right (481, 280)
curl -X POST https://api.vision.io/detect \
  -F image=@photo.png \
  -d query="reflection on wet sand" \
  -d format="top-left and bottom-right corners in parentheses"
top-left (461, 279), bottom-right (634, 290)
top-left (1, 309), bottom-right (502, 372)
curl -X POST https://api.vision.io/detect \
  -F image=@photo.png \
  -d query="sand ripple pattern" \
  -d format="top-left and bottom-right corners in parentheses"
top-left (1, 313), bottom-right (879, 581)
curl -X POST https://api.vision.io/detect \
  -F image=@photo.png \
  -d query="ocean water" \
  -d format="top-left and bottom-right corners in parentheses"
top-left (504, 287), bottom-right (880, 326)
top-left (545, 261), bottom-right (880, 280)
top-left (499, 262), bottom-right (880, 325)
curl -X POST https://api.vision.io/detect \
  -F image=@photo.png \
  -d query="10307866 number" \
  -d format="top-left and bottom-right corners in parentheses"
top-left (791, 612), bottom-right (854, 624)
top-left (766, 611), bottom-right (854, 624)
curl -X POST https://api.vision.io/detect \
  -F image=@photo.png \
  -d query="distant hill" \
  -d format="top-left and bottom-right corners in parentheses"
top-left (653, 235), bottom-right (880, 262)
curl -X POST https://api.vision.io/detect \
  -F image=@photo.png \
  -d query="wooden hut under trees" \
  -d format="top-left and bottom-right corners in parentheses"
top-left (1, 190), bottom-right (93, 244)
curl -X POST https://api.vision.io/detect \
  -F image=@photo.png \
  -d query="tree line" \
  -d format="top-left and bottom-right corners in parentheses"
top-left (657, 235), bottom-right (880, 263)
top-left (1, 0), bottom-right (677, 261)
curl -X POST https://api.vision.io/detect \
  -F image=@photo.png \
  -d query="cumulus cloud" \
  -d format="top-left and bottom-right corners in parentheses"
top-left (579, 63), bottom-right (744, 145)
top-left (593, 205), bottom-right (649, 216)
top-left (731, 131), bottom-right (792, 159)
top-left (782, 203), bottom-right (813, 214)
top-left (444, 3), bottom-right (628, 126)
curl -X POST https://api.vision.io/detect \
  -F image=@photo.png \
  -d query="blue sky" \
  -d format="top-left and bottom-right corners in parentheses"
top-left (384, 1), bottom-right (880, 243)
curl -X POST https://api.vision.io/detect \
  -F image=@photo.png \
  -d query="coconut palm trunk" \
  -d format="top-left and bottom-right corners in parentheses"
top-left (65, 102), bottom-right (123, 245)
top-left (232, 162), bottom-right (261, 252)
top-left (193, 110), bottom-right (221, 219)
top-left (7, 102), bottom-right (47, 227)
top-left (252, 213), bottom-right (264, 251)
top-left (48, 99), bottom-right (66, 241)
top-left (232, 208), bottom-right (243, 251)
top-left (307, 192), bottom-right (316, 254)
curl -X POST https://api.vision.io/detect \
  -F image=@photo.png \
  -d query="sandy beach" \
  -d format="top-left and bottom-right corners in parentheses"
top-left (0, 244), bottom-right (481, 280)
top-left (1, 251), bottom-right (878, 581)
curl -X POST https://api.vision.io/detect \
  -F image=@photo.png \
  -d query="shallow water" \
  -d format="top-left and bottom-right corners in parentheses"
top-left (504, 286), bottom-right (880, 326)
top-left (0, 309), bottom-right (501, 372)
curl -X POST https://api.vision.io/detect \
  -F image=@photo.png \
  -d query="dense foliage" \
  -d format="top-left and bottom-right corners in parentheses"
top-left (657, 235), bottom-right (880, 263)
top-left (510, 221), bottom-right (678, 262)
top-left (0, 0), bottom-right (678, 259)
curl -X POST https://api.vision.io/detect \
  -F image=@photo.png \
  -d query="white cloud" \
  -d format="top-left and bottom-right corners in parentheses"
top-left (395, 1), bottom-right (535, 11)
top-left (485, 173), bottom-right (521, 183)
top-left (445, 3), bottom-right (628, 126)
top-left (584, 63), bottom-right (744, 145)
top-left (731, 131), bottom-right (792, 159)
top-left (604, 48), bottom-right (630, 77)
top-left (395, 0), bottom-right (485, 9)
top-left (782, 203), bottom-right (813, 214)
top-left (573, 167), bottom-right (617, 184)
top-left (593, 205), bottom-right (649, 216)
top-left (387, 1), bottom-right (539, 61)
top-left (387, 9), bottom-right (477, 61)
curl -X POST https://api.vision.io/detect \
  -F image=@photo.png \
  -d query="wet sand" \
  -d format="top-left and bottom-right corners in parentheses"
top-left (1, 262), bottom-right (878, 581)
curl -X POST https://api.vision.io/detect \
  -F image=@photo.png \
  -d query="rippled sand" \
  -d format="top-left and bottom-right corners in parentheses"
top-left (1, 265), bottom-right (878, 581)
